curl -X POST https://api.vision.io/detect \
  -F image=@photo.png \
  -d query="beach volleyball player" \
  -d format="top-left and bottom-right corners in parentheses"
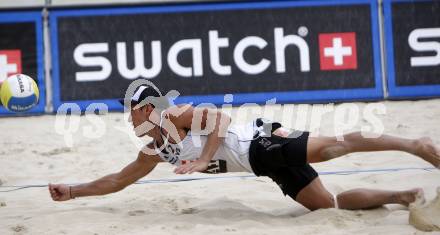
top-left (49, 83), bottom-right (440, 211)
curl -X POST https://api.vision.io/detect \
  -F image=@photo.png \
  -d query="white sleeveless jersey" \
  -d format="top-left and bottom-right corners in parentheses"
top-left (153, 112), bottom-right (258, 173)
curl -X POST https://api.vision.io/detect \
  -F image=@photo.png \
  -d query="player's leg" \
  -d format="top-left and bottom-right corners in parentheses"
top-left (295, 177), bottom-right (423, 211)
top-left (306, 132), bottom-right (440, 167)
top-left (261, 128), bottom-right (430, 210)
top-left (335, 187), bottom-right (423, 209)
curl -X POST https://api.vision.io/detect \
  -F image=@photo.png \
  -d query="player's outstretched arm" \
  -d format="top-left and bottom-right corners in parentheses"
top-left (49, 150), bottom-right (162, 201)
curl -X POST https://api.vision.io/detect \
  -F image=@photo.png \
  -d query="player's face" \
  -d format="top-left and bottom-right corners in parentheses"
top-left (130, 108), bottom-right (144, 128)
top-left (129, 105), bottom-right (155, 137)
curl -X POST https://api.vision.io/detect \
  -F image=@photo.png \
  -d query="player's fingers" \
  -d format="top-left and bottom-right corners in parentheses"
top-left (174, 166), bottom-right (184, 173)
top-left (49, 184), bottom-right (55, 192)
top-left (174, 166), bottom-right (187, 174)
top-left (188, 166), bottom-right (200, 174)
top-left (189, 166), bottom-right (201, 174)
top-left (180, 165), bottom-right (190, 173)
top-left (51, 186), bottom-right (58, 193)
top-left (188, 163), bottom-right (198, 172)
top-left (50, 188), bottom-right (56, 196)
top-left (188, 164), bottom-right (198, 173)
top-left (52, 188), bottom-right (59, 195)
top-left (179, 167), bottom-right (189, 174)
top-left (51, 185), bottom-right (60, 194)
top-left (183, 162), bottom-right (200, 174)
top-left (48, 186), bottom-right (59, 200)
top-left (186, 163), bottom-right (196, 170)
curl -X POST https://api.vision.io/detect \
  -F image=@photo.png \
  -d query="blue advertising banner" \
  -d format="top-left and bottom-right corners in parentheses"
top-left (50, 0), bottom-right (383, 111)
top-left (384, 0), bottom-right (440, 98)
top-left (0, 11), bottom-right (45, 116)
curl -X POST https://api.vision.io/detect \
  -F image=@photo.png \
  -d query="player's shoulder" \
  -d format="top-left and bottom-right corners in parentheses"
top-left (164, 104), bottom-right (194, 129)
top-left (166, 104), bottom-right (193, 118)
top-left (172, 103), bottom-right (193, 111)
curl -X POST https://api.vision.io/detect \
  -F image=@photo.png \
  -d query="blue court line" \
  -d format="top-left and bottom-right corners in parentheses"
top-left (0, 167), bottom-right (436, 192)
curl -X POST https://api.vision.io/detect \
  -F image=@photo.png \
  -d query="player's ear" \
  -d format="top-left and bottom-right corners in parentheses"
top-left (144, 104), bottom-right (154, 114)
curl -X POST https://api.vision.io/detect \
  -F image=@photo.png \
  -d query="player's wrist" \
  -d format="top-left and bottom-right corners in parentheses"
top-left (69, 186), bottom-right (76, 199)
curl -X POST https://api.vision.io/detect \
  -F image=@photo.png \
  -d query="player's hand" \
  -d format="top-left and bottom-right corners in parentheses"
top-left (174, 159), bottom-right (209, 174)
top-left (48, 183), bottom-right (71, 201)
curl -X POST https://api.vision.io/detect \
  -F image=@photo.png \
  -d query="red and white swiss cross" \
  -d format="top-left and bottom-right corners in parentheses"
top-left (0, 50), bottom-right (22, 83)
top-left (319, 32), bottom-right (357, 70)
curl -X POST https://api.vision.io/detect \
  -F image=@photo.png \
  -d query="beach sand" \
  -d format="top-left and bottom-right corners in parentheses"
top-left (1, 100), bottom-right (439, 234)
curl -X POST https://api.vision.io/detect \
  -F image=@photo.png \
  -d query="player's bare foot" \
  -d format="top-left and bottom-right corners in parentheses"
top-left (414, 137), bottom-right (440, 168)
top-left (396, 188), bottom-right (424, 207)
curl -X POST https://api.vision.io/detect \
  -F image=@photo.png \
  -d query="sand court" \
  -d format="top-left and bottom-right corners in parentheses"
top-left (1, 100), bottom-right (440, 234)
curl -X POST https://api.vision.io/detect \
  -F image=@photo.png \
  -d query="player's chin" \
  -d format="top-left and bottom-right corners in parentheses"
top-left (133, 125), bottom-right (146, 137)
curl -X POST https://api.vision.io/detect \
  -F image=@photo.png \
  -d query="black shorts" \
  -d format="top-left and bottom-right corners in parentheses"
top-left (249, 119), bottom-right (318, 200)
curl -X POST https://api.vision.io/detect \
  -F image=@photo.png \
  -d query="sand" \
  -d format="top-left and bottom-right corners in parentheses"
top-left (1, 99), bottom-right (440, 235)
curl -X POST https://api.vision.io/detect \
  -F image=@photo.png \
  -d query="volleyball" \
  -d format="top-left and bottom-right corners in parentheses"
top-left (0, 74), bottom-right (39, 112)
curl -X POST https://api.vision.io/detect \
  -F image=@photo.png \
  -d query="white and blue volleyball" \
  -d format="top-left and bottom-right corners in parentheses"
top-left (0, 74), bottom-right (39, 112)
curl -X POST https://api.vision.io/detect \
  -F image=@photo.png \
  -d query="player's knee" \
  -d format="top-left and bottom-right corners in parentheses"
top-left (335, 194), bottom-right (343, 209)
top-left (318, 194), bottom-right (336, 210)
top-left (335, 191), bottom-right (354, 209)
top-left (302, 194), bottom-right (335, 211)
